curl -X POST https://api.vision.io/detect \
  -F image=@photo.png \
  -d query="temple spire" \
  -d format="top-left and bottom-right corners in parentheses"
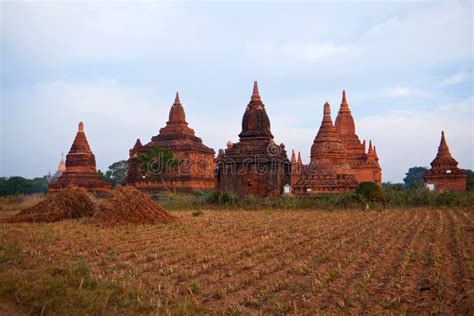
top-left (320, 102), bottom-right (335, 128)
top-left (340, 90), bottom-right (350, 111)
top-left (58, 153), bottom-right (66, 173)
top-left (251, 81), bottom-right (261, 101)
top-left (297, 151), bottom-right (302, 164)
top-left (174, 91), bottom-right (181, 105)
top-left (70, 122), bottom-right (92, 153)
top-left (167, 92), bottom-right (187, 124)
top-left (291, 150), bottom-right (296, 163)
top-left (438, 130), bottom-right (451, 156)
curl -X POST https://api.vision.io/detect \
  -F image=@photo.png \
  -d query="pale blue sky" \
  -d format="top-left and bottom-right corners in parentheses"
top-left (1, 1), bottom-right (473, 182)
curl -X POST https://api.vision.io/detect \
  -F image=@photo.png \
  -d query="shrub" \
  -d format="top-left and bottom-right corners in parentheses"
top-left (217, 191), bottom-right (238, 205)
top-left (356, 182), bottom-right (385, 203)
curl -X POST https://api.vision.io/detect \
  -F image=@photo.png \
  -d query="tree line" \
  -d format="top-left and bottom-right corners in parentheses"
top-left (0, 163), bottom-right (472, 196)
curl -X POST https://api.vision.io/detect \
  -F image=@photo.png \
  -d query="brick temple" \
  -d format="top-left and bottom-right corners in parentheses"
top-left (424, 131), bottom-right (466, 192)
top-left (292, 102), bottom-right (358, 194)
top-left (216, 81), bottom-right (290, 197)
top-left (48, 122), bottom-right (111, 192)
top-left (126, 92), bottom-right (216, 192)
top-left (291, 91), bottom-right (382, 194)
top-left (335, 91), bottom-right (382, 186)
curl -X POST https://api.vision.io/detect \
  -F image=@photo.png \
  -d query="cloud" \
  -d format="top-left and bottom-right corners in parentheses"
top-left (357, 97), bottom-right (473, 182)
top-left (385, 86), bottom-right (427, 98)
top-left (245, 42), bottom-right (359, 66)
top-left (1, 2), bottom-right (200, 65)
top-left (243, 2), bottom-right (472, 77)
top-left (1, 79), bottom-right (170, 177)
top-left (441, 72), bottom-right (470, 86)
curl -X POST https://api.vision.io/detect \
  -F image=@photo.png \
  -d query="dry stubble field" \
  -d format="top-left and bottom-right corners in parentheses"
top-left (0, 209), bottom-right (473, 315)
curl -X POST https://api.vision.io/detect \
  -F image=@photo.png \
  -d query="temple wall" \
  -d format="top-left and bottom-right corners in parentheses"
top-left (218, 163), bottom-right (288, 197)
top-left (351, 167), bottom-right (382, 187)
top-left (128, 150), bottom-right (216, 192)
top-left (425, 177), bottom-right (466, 192)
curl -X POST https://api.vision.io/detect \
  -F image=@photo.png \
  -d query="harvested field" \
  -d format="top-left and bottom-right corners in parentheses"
top-left (0, 209), bottom-right (473, 314)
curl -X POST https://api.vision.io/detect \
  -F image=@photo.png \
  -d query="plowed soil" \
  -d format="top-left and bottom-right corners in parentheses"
top-left (1, 209), bottom-right (473, 314)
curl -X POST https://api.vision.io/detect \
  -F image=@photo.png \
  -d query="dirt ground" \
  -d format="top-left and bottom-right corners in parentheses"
top-left (1, 209), bottom-right (473, 315)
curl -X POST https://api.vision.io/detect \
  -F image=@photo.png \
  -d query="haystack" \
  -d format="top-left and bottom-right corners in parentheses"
top-left (92, 186), bottom-right (174, 225)
top-left (7, 186), bottom-right (96, 223)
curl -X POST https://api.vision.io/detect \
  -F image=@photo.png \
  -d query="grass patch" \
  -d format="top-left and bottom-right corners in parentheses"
top-left (0, 257), bottom-right (155, 315)
top-left (0, 243), bottom-right (22, 264)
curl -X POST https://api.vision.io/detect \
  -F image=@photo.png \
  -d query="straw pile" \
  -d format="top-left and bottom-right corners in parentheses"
top-left (7, 187), bottom-right (96, 223)
top-left (92, 186), bottom-right (175, 226)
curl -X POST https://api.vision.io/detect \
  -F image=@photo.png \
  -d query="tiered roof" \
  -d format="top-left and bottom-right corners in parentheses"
top-left (144, 92), bottom-right (214, 154)
top-left (49, 122), bottom-right (110, 192)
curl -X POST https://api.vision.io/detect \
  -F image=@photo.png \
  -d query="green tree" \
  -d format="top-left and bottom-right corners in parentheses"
top-left (403, 167), bottom-right (429, 189)
top-left (102, 160), bottom-right (128, 187)
top-left (462, 169), bottom-right (474, 191)
top-left (136, 147), bottom-right (180, 192)
top-left (382, 182), bottom-right (404, 192)
top-left (0, 176), bottom-right (48, 196)
top-left (356, 182), bottom-right (385, 203)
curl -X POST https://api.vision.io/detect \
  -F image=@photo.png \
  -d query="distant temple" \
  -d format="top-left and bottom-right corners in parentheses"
top-left (125, 92), bottom-right (216, 192)
top-left (334, 91), bottom-right (381, 186)
top-left (48, 122), bottom-right (111, 192)
top-left (424, 131), bottom-right (466, 192)
top-left (292, 102), bottom-right (358, 194)
top-left (54, 153), bottom-right (66, 178)
top-left (216, 81), bottom-right (290, 197)
top-left (47, 153), bottom-right (66, 183)
top-left (291, 91), bottom-right (382, 194)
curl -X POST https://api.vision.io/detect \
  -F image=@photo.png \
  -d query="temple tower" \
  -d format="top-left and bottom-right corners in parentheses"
top-left (292, 102), bottom-right (358, 194)
top-left (334, 91), bottom-right (382, 186)
top-left (126, 92), bottom-right (216, 192)
top-left (424, 131), bottom-right (466, 192)
top-left (216, 81), bottom-right (290, 197)
top-left (48, 122), bottom-right (111, 192)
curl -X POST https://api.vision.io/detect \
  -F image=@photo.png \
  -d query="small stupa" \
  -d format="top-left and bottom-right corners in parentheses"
top-left (48, 122), bottom-right (111, 192)
top-left (424, 131), bottom-right (466, 192)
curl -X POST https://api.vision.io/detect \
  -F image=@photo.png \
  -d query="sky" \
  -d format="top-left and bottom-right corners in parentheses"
top-left (1, 0), bottom-right (473, 183)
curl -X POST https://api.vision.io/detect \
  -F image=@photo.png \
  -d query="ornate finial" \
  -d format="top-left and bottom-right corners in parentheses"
top-left (174, 91), bottom-right (181, 105)
top-left (340, 90), bottom-right (350, 112)
top-left (342, 90), bottom-right (348, 104)
top-left (251, 81), bottom-right (261, 101)
top-left (297, 151), bottom-right (302, 164)
top-left (323, 102), bottom-right (331, 116)
top-left (368, 140), bottom-right (373, 154)
top-left (78, 121), bottom-right (84, 132)
top-left (438, 130), bottom-right (451, 156)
